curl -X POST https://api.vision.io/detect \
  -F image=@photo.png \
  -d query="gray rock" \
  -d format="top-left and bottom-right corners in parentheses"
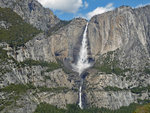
top-left (84, 70), bottom-right (150, 109)
top-left (0, 21), bottom-right (12, 29)
top-left (0, 0), bottom-right (60, 31)
top-left (49, 18), bottom-right (87, 62)
top-left (88, 5), bottom-right (150, 69)
top-left (0, 3), bottom-right (150, 112)
top-left (11, 33), bottom-right (56, 62)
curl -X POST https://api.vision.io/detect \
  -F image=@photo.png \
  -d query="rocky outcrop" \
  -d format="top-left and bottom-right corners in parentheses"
top-left (10, 33), bottom-right (56, 62)
top-left (0, 0), bottom-right (60, 31)
top-left (86, 91), bottom-right (136, 109)
top-left (0, 2), bottom-right (150, 112)
top-left (88, 5), bottom-right (150, 69)
top-left (84, 70), bottom-right (150, 109)
top-left (0, 58), bottom-right (79, 112)
top-left (50, 18), bottom-right (87, 61)
top-left (85, 5), bottom-right (150, 109)
top-left (36, 91), bottom-right (78, 108)
top-left (0, 21), bottom-right (12, 29)
top-left (0, 15), bottom-right (87, 112)
top-left (7, 18), bottom-right (87, 63)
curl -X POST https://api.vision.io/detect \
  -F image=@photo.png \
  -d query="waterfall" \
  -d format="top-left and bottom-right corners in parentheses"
top-left (79, 86), bottom-right (82, 109)
top-left (72, 22), bottom-right (91, 109)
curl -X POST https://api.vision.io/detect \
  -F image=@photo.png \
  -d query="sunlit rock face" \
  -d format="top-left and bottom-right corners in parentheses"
top-left (88, 6), bottom-right (150, 69)
top-left (83, 5), bottom-right (150, 109)
top-left (0, 0), bottom-right (150, 112)
top-left (0, 0), bottom-right (60, 31)
top-left (50, 18), bottom-right (87, 62)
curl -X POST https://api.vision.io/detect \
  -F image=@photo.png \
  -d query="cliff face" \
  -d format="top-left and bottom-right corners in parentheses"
top-left (9, 18), bottom-right (87, 63)
top-left (84, 69), bottom-right (150, 109)
top-left (85, 5), bottom-right (150, 109)
top-left (88, 6), bottom-right (150, 69)
top-left (0, 0), bottom-right (150, 112)
top-left (50, 18), bottom-right (87, 61)
top-left (0, 0), bottom-right (60, 31)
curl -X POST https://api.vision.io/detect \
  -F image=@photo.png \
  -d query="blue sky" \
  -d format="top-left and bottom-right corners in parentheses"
top-left (37, 0), bottom-right (150, 20)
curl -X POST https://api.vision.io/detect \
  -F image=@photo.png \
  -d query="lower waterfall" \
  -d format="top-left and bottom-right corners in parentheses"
top-left (72, 22), bottom-right (92, 109)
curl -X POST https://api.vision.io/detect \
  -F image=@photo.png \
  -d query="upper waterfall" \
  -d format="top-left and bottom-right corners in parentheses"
top-left (72, 22), bottom-right (91, 75)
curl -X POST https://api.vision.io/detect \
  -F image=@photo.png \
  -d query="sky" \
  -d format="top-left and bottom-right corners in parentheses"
top-left (37, 0), bottom-right (150, 20)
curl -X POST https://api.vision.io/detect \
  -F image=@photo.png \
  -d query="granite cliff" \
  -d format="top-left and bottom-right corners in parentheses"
top-left (0, 0), bottom-right (150, 112)
top-left (0, 0), bottom-right (60, 31)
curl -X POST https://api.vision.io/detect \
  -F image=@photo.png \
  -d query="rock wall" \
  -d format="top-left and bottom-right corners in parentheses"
top-left (8, 18), bottom-right (87, 63)
top-left (85, 5), bottom-right (150, 109)
top-left (88, 6), bottom-right (150, 69)
top-left (50, 18), bottom-right (87, 61)
top-left (84, 69), bottom-right (150, 109)
top-left (0, 1), bottom-right (150, 112)
top-left (0, 0), bottom-right (60, 31)
top-left (11, 33), bottom-right (56, 62)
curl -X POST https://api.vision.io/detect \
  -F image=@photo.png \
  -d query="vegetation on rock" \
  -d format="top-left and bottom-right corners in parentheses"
top-left (34, 102), bottom-right (148, 113)
top-left (47, 20), bottom-right (71, 36)
top-left (0, 8), bottom-right (40, 47)
top-left (0, 84), bottom-right (68, 94)
top-left (104, 86), bottom-right (123, 91)
top-left (94, 50), bottom-right (130, 76)
top-left (131, 85), bottom-right (150, 94)
top-left (0, 84), bottom-right (35, 94)
top-left (20, 59), bottom-right (61, 71)
top-left (134, 103), bottom-right (150, 113)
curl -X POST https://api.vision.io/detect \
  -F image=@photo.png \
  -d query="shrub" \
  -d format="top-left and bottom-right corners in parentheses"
top-left (37, 87), bottom-right (68, 93)
top-left (134, 103), bottom-right (150, 113)
top-left (131, 85), bottom-right (150, 94)
top-left (20, 59), bottom-right (61, 71)
top-left (144, 68), bottom-right (150, 74)
top-left (104, 86), bottom-right (123, 91)
top-left (0, 84), bottom-right (36, 94)
top-left (33, 102), bottom-right (145, 113)
top-left (94, 51), bottom-right (129, 75)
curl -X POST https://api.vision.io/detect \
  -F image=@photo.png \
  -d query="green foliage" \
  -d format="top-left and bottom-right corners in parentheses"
top-left (47, 20), bottom-right (71, 36)
top-left (0, 84), bottom-right (36, 111)
top-left (0, 8), bottom-right (40, 47)
top-left (134, 103), bottom-right (150, 113)
top-left (94, 51), bottom-right (130, 75)
top-left (144, 68), bottom-right (150, 74)
top-left (131, 85), bottom-right (150, 94)
top-left (0, 83), bottom-right (68, 94)
top-left (95, 64), bottom-right (112, 74)
top-left (0, 99), bottom-right (13, 111)
top-left (137, 99), bottom-right (150, 104)
top-left (34, 103), bottom-right (66, 113)
top-left (1, 84), bottom-right (149, 113)
top-left (103, 85), bottom-right (150, 94)
top-left (104, 86), bottom-right (123, 91)
top-left (20, 59), bottom-right (60, 71)
top-left (0, 84), bottom-right (35, 94)
top-left (37, 87), bottom-right (68, 93)
top-left (34, 103), bottom-right (143, 113)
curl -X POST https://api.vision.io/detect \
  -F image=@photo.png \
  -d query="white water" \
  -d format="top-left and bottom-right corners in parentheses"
top-left (79, 86), bottom-right (82, 109)
top-left (72, 23), bottom-right (91, 74)
top-left (72, 23), bottom-right (91, 109)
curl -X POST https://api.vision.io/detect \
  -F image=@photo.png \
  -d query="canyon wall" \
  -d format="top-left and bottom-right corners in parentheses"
top-left (0, 0), bottom-right (150, 112)
top-left (0, 0), bottom-right (60, 31)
